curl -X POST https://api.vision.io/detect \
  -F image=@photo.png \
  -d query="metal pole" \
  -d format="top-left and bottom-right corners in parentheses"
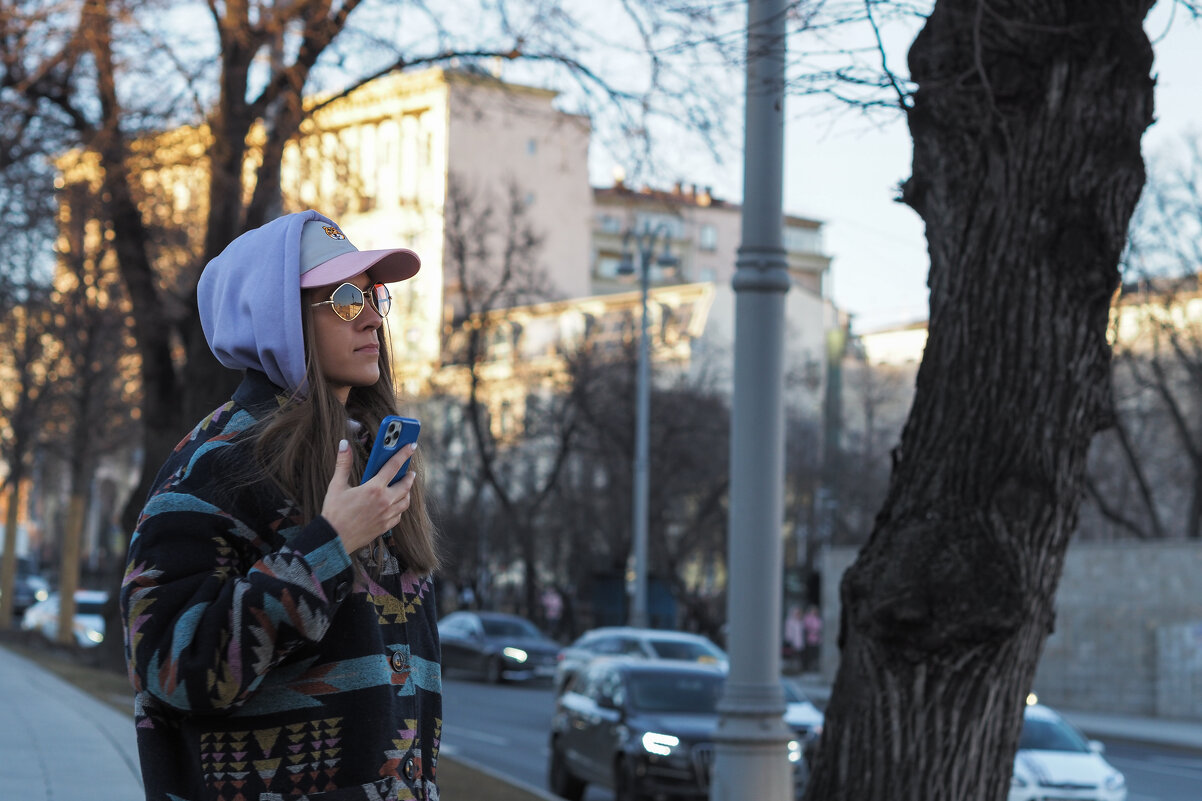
top-left (630, 235), bottom-right (652, 629)
top-left (711, 0), bottom-right (792, 799)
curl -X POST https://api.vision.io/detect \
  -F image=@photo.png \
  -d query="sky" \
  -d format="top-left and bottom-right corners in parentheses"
top-left (590, 5), bottom-right (1202, 335)
top-left (783, 6), bottom-right (1202, 334)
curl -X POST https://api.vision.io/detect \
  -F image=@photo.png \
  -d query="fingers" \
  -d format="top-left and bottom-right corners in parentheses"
top-left (331, 439), bottom-right (351, 486)
top-left (366, 443), bottom-right (418, 486)
top-left (323, 441), bottom-right (417, 554)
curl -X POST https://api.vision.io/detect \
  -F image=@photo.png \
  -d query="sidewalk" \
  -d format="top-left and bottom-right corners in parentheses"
top-left (0, 642), bottom-right (548, 801)
top-left (792, 672), bottom-right (1202, 751)
top-left (0, 644), bottom-right (143, 801)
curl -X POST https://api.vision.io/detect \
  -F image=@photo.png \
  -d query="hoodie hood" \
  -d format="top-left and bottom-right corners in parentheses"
top-left (198, 210), bottom-right (328, 393)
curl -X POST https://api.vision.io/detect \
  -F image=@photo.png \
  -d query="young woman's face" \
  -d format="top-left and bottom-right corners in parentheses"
top-left (308, 271), bottom-right (383, 403)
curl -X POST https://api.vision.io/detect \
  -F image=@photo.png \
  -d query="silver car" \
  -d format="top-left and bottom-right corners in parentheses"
top-left (554, 626), bottom-right (728, 694)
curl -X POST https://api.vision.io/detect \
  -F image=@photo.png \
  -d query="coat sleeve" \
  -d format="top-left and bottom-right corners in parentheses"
top-left (121, 443), bottom-right (355, 715)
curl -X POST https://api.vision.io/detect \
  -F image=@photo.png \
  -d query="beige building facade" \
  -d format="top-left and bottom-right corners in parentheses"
top-left (291, 67), bottom-right (593, 390)
top-left (302, 67), bottom-right (835, 407)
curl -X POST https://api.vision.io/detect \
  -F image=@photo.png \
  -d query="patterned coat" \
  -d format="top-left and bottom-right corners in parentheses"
top-left (121, 372), bottom-right (441, 801)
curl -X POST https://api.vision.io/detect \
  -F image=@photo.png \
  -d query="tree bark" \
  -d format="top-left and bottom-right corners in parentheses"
top-left (806, 3), bottom-right (1154, 799)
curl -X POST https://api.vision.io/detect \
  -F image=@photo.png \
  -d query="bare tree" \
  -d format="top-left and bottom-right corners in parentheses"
top-left (36, 179), bottom-right (140, 645)
top-left (807, 2), bottom-right (1167, 799)
top-left (0, 247), bottom-right (56, 626)
top-left (438, 173), bottom-right (579, 620)
top-left (0, 107), bottom-right (62, 625)
top-left (1078, 135), bottom-right (1202, 540)
top-left (554, 329), bottom-right (732, 638)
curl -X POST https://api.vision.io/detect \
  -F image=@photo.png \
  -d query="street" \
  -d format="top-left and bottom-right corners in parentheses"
top-left (440, 677), bottom-right (1202, 801)
top-left (1106, 742), bottom-right (1202, 801)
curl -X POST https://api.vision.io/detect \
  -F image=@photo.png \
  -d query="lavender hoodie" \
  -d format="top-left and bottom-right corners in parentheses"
top-left (198, 209), bottom-right (338, 392)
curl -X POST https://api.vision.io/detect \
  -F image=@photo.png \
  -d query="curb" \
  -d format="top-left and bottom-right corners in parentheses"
top-left (440, 754), bottom-right (561, 801)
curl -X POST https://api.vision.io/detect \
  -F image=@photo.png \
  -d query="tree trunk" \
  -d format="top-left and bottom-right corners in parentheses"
top-left (0, 484), bottom-right (22, 628)
top-left (806, 3), bottom-right (1154, 800)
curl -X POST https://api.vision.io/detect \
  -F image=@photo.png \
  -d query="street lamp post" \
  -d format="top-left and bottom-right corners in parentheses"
top-left (711, 0), bottom-right (793, 799)
top-left (618, 224), bottom-right (677, 630)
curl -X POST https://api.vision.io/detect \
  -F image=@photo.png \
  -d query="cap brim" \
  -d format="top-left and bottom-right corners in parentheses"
top-left (299, 248), bottom-right (420, 288)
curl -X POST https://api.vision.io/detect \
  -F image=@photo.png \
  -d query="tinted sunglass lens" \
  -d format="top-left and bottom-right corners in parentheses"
top-left (330, 283), bottom-right (365, 321)
top-left (372, 284), bottom-right (391, 317)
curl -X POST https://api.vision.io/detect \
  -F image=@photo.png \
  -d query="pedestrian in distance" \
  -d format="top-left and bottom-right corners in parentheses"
top-left (784, 604), bottom-right (805, 674)
top-left (802, 604), bottom-right (824, 673)
top-left (120, 210), bottom-right (442, 801)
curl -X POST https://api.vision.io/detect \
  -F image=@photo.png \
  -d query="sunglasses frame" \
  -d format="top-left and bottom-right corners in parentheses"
top-left (310, 281), bottom-right (391, 322)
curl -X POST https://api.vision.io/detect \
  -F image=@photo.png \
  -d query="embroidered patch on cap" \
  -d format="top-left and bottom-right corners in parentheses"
top-left (322, 225), bottom-right (347, 241)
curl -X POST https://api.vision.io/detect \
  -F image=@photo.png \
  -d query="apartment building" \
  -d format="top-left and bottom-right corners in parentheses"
top-left (308, 68), bottom-right (835, 418)
top-left (296, 67), bottom-right (593, 390)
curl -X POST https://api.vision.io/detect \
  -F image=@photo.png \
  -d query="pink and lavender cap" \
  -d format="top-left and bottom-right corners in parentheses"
top-left (298, 221), bottom-right (420, 288)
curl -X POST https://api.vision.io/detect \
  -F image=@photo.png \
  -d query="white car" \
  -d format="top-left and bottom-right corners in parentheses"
top-left (782, 679), bottom-right (824, 743)
top-left (20, 589), bottom-right (109, 648)
top-left (554, 627), bottom-right (728, 694)
top-left (1009, 703), bottom-right (1127, 801)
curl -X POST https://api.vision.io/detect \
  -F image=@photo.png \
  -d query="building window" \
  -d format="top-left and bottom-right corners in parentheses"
top-left (596, 255), bottom-right (622, 279)
top-left (598, 214), bottom-right (623, 234)
top-left (699, 224), bottom-right (717, 251)
top-left (783, 225), bottom-right (822, 253)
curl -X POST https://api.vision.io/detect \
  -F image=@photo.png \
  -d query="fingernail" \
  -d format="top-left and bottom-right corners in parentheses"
top-left (338, 439), bottom-right (349, 452)
top-left (408, 443), bottom-right (418, 452)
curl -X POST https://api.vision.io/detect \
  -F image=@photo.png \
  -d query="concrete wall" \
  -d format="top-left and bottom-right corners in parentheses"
top-left (819, 541), bottom-right (1202, 719)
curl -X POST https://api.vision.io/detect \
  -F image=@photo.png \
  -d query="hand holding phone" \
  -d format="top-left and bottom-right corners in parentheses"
top-left (361, 416), bottom-right (421, 487)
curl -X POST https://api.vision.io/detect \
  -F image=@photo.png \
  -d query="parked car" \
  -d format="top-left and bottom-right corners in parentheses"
top-left (3, 557), bottom-right (50, 617)
top-left (548, 658), bottom-right (806, 801)
top-left (437, 610), bottom-right (560, 683)
top-left (554, 626), bottom-right (728, 694)
top-left (1009, 702), bottom-right (1127, 801)
top-left (20, 589), bottom-right (109, 648)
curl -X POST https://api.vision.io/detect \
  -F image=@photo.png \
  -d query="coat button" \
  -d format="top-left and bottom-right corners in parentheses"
top-left (402, 755), bottom-right (417, 780)
top-left (391, 652), bottom-right (408, 672)
top-left (333, 581), bottom-right (350, 602)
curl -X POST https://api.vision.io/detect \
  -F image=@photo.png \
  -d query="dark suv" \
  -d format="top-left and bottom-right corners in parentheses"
top-left (549, 658), bottom-right (806, 801)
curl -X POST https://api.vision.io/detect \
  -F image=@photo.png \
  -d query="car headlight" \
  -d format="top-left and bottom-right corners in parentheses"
top-left (35, 589), bottom-right (49, 602)
top-left (1104, 771), bottom-right (1125, 791)
top-left (502, 647), bottom-right (528, 663)
top-left (787, 740), bottom-right (802, 763)
top-left (641, 732), bottom-right (680, 756)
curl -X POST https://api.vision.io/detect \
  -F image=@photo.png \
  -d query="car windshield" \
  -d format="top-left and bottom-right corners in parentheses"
top-left (782, 681), bottom-right (807, 704)
top-left (76, 600), bottom-right (107, 615)
top-left (481, 618), bottom-right (541, 638)
top-left (1018, 716), bottom-right (1091, 753)
top-left (647, 639), bottom-right (723, 662)
top-left (628, 672), bottom-right (724, 714)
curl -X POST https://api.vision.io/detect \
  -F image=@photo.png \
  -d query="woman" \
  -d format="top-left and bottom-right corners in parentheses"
top-left (121, 210), bottom-right (441, 801)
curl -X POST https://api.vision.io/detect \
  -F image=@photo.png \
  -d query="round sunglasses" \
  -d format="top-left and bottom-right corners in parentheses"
top-left (310, 282), bottom-right (392, 321)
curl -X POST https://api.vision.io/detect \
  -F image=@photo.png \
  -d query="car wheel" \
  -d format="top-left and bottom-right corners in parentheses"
top-left (548, 739), bottom-right (586, 801)
top-left (613, 756), bottom-right (650, 801)
top-left (485, 656), bottom-right (504, 684)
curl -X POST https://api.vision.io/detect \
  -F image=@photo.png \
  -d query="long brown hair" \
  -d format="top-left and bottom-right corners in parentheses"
top-left (253, 296), bottom-right (439, 575)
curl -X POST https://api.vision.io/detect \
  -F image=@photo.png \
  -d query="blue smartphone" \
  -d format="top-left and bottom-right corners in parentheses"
top-left (361, 416), bottom-right (421, 486)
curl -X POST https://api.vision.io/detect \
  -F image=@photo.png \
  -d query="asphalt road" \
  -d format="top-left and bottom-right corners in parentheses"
top-left (1106, 741), bottom-right (1202, 801)
top-left (440, 676), bottom-right (1202, 801)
